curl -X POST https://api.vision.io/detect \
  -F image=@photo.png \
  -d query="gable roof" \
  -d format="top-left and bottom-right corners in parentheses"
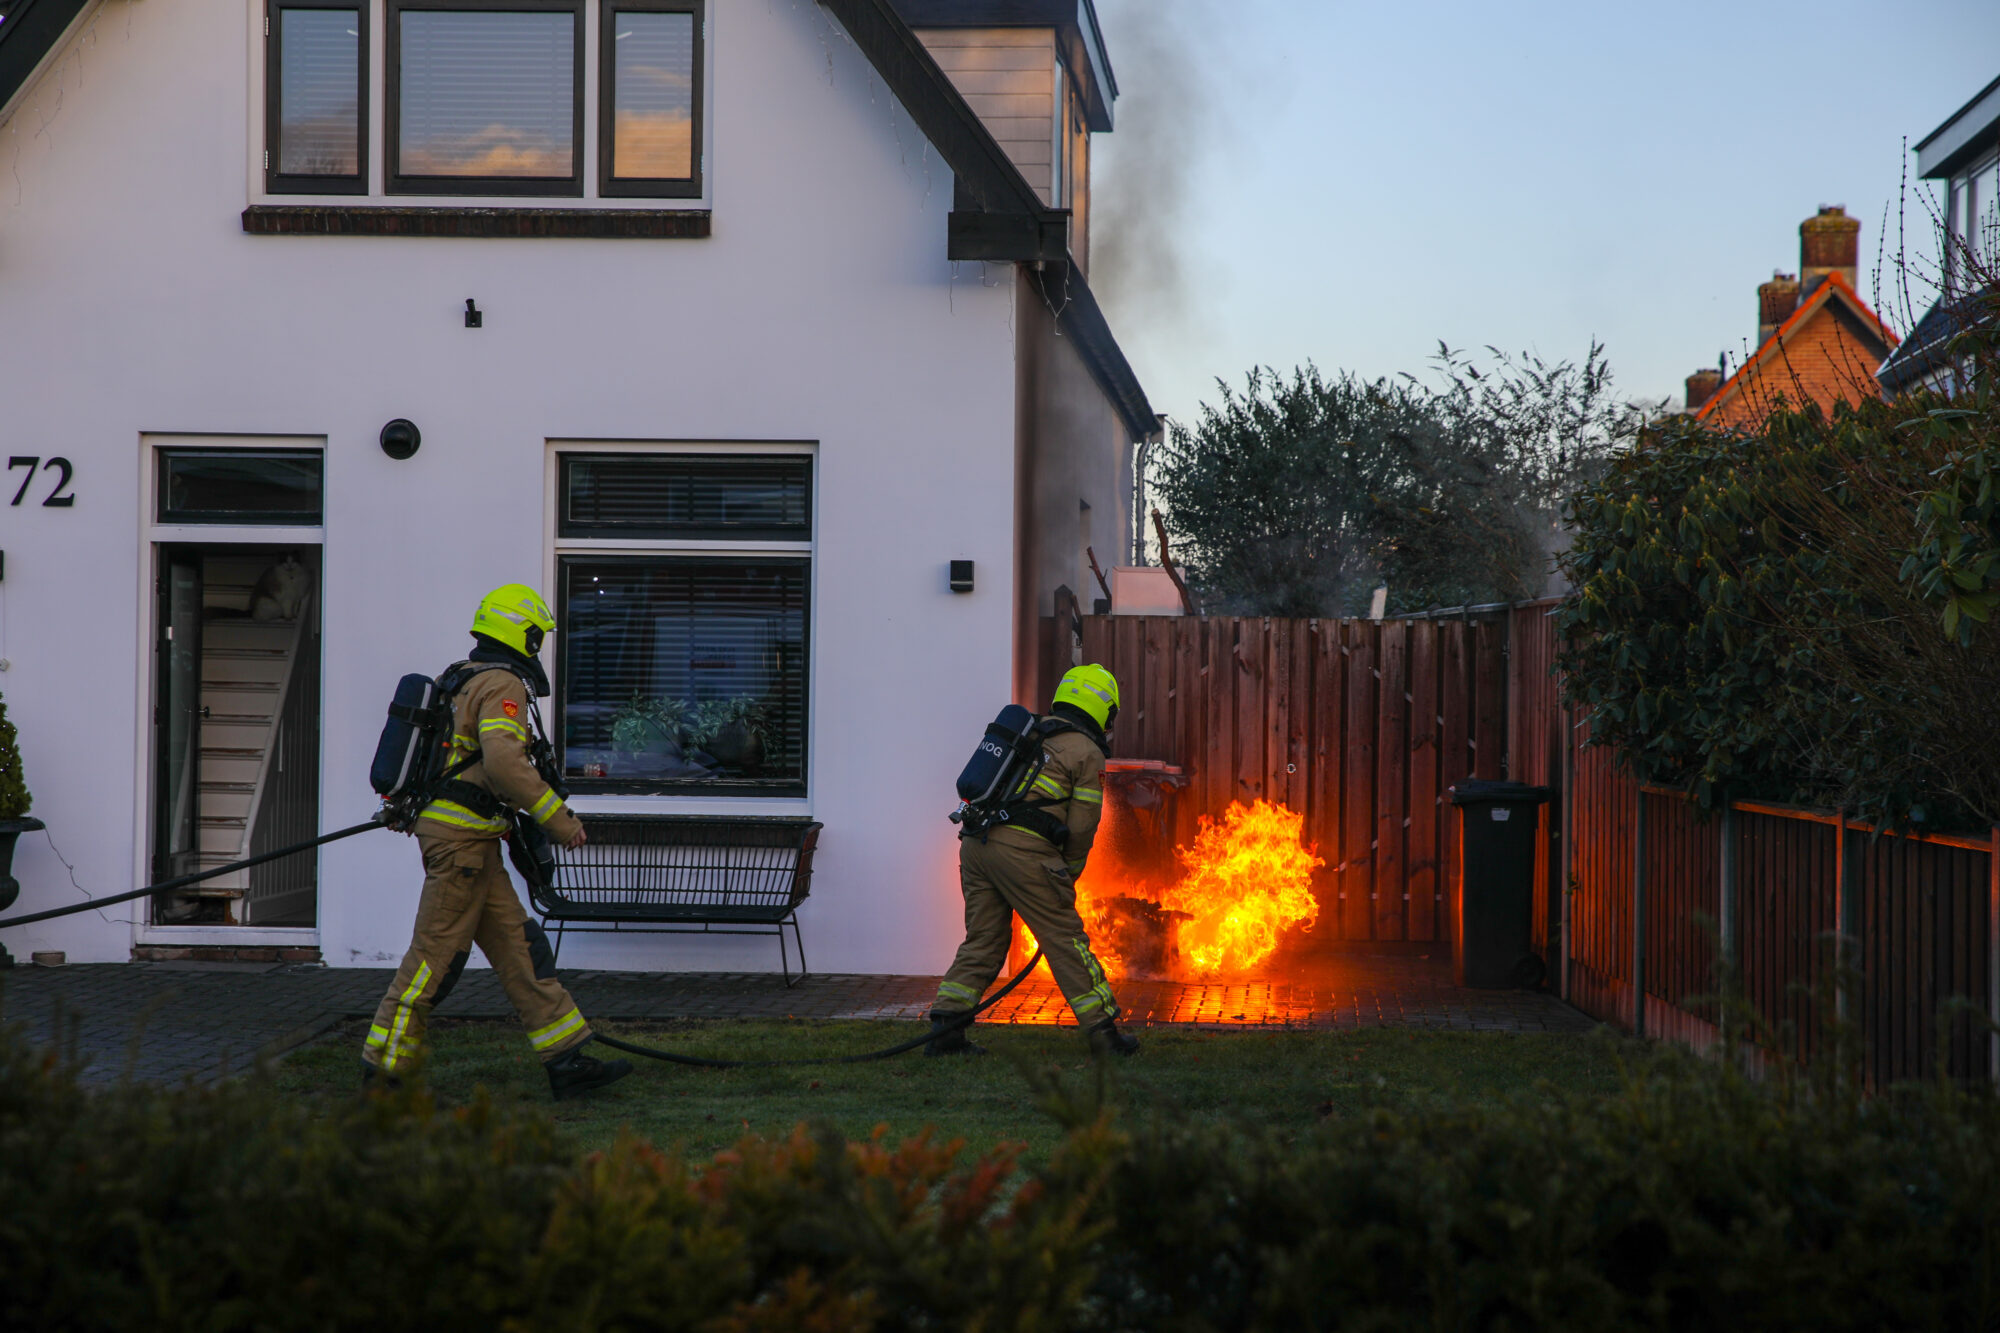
top-left (1694, 271), bottom-right (1899, 423)
top-left (0, 0), bottom-right (1156, 439)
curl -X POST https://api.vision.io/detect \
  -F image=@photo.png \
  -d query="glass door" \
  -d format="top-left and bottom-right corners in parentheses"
top-left (154, 549), bottom-right (204, 884)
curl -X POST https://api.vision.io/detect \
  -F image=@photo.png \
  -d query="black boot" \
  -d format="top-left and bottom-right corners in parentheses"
top-left (1087, 1019), bottom-right (1140, 1058)
top-left (546, 1042), bottom-right (634, 1100)
top-left (359, 1060), bottom-right (402, 1094)
top-left (924, 1010), bottom-right (988, 1057)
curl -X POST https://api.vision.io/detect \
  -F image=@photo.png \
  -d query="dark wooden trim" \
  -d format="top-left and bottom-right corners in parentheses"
top-left (242, 204), bottom-right (710, 237)
top-left (947, 208), bottom-right (1068, 263)
top-left (264, 0), bottom-right (370, 197)
top-left (385, 0), bottom-right (586, 198)
top-left (817, 0), bottom-right (1044, 216)
top-left (0, 0), bottom-right (92, 114)
top-left (598, 0), bottom-right (704, 199)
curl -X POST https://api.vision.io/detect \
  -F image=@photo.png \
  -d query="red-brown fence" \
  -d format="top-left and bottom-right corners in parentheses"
top-left (1063, 606), bottom-right (1544, 944)
top-left (1562, 761), bottom-right (2000, 1082)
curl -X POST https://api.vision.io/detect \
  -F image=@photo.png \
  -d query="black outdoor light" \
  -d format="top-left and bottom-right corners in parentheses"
top-left (949, 560), bottom-right (974, 593)
top-left (380, 419), bottom-right (421, 460)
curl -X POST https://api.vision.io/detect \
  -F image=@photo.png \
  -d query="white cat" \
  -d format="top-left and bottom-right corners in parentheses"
top-left (250, 553), bottom-right (310, 622)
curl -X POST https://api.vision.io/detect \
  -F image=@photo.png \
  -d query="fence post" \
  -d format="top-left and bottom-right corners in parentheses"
top-left (1633, 785), bottom-right (1646, 1038)
top-left (1990, 826), bottom-right (1998, 1086)
top-left (1719, 803), bottom-right (1738, 967)
top-left (1835, 810), bottom-right (1853, 1027)
top-left (1558, 703), bottom-right (1574, 1002)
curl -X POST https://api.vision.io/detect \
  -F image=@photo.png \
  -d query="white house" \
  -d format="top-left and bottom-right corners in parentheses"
top-left (0, 0), bottom-right (1154, 973)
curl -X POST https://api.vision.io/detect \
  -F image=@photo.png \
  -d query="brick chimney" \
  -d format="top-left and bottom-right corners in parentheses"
top-left (1757, 271), bottom-right (1800, 345)
top-left (1800, 204), bottom-right (1860, 296)
top-left (1684, 367), bottom-right (1724, 413)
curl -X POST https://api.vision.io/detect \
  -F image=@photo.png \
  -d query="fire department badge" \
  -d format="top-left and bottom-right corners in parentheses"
top-left (502, 699), bottom-right (520, 718)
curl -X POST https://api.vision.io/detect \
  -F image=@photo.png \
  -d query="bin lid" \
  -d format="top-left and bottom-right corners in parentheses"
top-left (1448, 780), bottom-right (1554, 806)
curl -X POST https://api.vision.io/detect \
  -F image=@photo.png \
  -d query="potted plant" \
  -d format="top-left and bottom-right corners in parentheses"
top-left (687, 695), bottom-right (771, 772)
top-left (0, 689), bottom-right (42, 967)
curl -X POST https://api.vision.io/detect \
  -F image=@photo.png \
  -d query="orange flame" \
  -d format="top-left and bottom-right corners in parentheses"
top-left (1016, 799), bottom-right (1322, 980)
top-left (1159, 800), bottom-right (1323, 974)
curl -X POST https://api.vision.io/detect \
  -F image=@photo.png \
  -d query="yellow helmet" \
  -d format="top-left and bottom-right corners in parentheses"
top-left (1053, 663), bottom-right (1120, 729)
top-left (471, 583), bottom-right (555, 656)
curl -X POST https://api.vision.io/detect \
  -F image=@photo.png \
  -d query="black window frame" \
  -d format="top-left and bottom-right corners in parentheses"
top-left (597, 0), bottom-right (704, 199)
top-left (554, 552), bottom-right (812, 797)
top-left (385, 0), bottom-right (587, 198)
top-left (264, 0), bottom-right (370, 197)
top-left (156, 448), bottom-right (326, 526)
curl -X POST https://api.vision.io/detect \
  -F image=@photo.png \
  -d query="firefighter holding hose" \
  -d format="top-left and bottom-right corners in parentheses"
top-left (929, 664), bottom-right (1140, 1058)
top-left (360, 584), bottom-right (633, 1100)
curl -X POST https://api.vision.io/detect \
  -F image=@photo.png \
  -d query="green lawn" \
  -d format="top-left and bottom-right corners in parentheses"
top-left (274, 1018), bottom-right (1625, 1161)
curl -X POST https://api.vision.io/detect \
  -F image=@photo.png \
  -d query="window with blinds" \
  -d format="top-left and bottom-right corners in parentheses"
top-left (601, 2), bottom-right (702, 197)
top-left (558, 556), bottom-right (810, 793)
top-left (561, 453), bottom-right (812, 541)
top-left (389, 4), bottom-right (583, 194)
top-left (267, 4), bottom-right (367, 194)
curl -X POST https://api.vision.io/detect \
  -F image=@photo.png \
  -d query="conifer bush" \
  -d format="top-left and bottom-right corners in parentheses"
top-left (0, 689), bottom-right (30, 818)
top-left (4, 1023), bottom-right (2000, 1330)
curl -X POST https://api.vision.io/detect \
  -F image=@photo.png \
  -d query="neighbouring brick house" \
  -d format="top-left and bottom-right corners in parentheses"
top-left (1682, 207), bottom-right (1900, 426)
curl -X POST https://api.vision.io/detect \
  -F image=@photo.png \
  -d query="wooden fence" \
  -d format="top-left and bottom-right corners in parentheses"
top-left (1063, 605), bottom-right (1542, 944)
top-left (1565, 766), bottom-right (2000, 1083)
top-left (1065, 596), bottom-right (2000, 1081)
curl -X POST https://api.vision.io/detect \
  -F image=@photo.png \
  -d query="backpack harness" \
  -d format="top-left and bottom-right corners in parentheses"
top-left (949, 707), bottom-right (1105, 851)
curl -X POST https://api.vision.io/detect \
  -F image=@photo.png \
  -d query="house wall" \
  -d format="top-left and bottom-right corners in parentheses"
top-left (1703, 304), bottom-right (1888, 429)
top-left (914, 26), bottom-right (1058, 205)
top-left (1012, 269), bottom-right (1131, 709)
top-left (0, 0), bottom-right (1022, 975)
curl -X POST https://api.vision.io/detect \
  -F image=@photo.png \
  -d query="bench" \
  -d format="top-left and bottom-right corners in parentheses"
top-left (532, 815), bottom-right (822, 985)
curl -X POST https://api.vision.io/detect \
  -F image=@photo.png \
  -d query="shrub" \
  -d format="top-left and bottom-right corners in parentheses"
top-left (0, 690), bottom-right (29, 818)
top-left (5, 1025), bottom-right (2000, 1330)
top-left (1557, 385), bottom-right (2000, 827)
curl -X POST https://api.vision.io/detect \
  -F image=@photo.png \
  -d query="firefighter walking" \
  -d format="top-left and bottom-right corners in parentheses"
top-left (929, 664), bottom-right (1140, 1057)
top-left (361, 584), bottom-right (632, 1100)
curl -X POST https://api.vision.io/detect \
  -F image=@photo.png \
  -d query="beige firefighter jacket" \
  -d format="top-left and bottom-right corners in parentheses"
top-left (417, 664), bottom-right (583, 846)
top-left (984, 724), bottom-right (1106, 874)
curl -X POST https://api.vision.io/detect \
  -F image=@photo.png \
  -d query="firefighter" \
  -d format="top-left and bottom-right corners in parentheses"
top-left (929, 663), bottom-right (1141, 1058)
top-left (360, 584), bottom-right (633, 1100)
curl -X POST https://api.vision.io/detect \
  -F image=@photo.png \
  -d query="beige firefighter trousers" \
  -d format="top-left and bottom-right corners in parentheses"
top-left (933, 833), bottom-right (1121, 1026)
top-left (362, 835), bottom-right (590, 1072)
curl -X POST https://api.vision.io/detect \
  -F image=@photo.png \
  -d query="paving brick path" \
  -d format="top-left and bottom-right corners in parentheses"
top-left (1, 955), bottom-right (1592, 1085)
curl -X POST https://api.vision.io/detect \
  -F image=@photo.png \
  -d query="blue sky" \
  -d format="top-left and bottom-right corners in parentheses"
top-left (1089, 0), bottom-right (2000, 425)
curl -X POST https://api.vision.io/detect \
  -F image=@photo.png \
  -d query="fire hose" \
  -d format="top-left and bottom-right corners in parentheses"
top-left (0, 809), bottom-right (1046, 1069)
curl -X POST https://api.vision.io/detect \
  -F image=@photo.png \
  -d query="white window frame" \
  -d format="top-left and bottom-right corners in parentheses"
top-left (132, 434), bottom-right (328, 950)
top-left (543, 440), bottom-right (817, 816)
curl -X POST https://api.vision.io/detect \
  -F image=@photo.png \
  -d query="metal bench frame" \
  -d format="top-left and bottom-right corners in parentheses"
top-left (531, 814), bottom-right (822, 985)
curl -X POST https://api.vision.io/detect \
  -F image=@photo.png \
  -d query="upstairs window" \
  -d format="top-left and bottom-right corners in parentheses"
top-left (265, 3), bottom-right (368, 195)
top-left (388, 2), bottom-right (585, 195)
top-left (601, 2), bottom-right (704, 197)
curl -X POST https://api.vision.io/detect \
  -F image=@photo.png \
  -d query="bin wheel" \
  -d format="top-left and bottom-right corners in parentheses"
top-left (1509, 954), bottom-right (1548, 991)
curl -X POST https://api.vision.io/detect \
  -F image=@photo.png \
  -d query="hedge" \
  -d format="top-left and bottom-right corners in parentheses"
top-left (5, 1024), bottom-right (2000, 1331)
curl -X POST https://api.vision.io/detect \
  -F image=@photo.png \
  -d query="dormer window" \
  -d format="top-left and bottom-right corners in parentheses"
top-left (1945, 151), bottom-right (1999, 291)
top-left (265, 4), bottom-right (368, 195)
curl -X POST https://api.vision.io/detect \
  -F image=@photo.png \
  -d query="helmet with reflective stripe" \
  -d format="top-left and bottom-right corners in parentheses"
top-left (1053, 663), bottom-right (1120, 729)
top-left (471, 583), bottom-right (556, 657)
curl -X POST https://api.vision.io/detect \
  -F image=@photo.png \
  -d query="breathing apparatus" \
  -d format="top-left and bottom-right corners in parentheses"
top-left (948, 665), bottom-right (1118, 847)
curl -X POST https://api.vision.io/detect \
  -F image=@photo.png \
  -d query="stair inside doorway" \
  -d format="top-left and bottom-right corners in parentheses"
top-left (169, 552), bottom-right (318, 927)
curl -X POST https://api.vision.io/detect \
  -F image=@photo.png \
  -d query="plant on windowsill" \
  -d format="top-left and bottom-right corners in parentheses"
top-left (687, 696), bottom-right (770, 773)
top-left (0, 689), bottom-right (43, 965)
top-left (610, 692), bottom-right (689, 758)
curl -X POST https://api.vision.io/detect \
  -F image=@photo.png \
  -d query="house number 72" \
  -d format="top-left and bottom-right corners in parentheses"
top-left (7, 456), bottom-right (76, 507)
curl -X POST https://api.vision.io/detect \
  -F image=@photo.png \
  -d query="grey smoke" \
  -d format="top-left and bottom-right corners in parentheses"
top-left (1090, 0), bottom-right (1214, 333)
